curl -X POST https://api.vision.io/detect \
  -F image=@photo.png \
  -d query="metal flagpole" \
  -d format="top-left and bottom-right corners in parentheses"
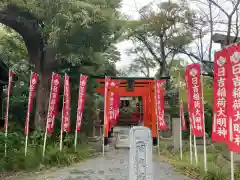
top-left (4, 70), bottom-right (11, 157)
top-left (193, 133), bottom-right (198, 165)
top-left (230, 116), bottom-right (234, 180)
top-left (102, 76), bottom-right (108, 156)
top-left (154, 80), bottom-right (160, 156)
top-left (189, 125), bottom-right (193, 164)
top-left (200, 60), bottom-right (208, 172)
top-left (178, 71), bottom-right (183, 160)
top-left (25, 71), bottom-right (33, 156)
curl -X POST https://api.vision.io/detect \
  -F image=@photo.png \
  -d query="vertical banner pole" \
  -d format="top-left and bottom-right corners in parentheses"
top-left (25, 71), bottom-right (33, 156)
top-left (200, 60), bottom-right (207, 172)
top-left (74, 130), bottom-right (78, 152)
top-left (189, 126), bottom-right (193, 164)
top-left (102, 76), bottom-right (108, 156)
top-left (231, 151), bottom-right (234, 180)
top-left (4, 70), bottom-right (12, 157)
top-left (43, 72), bottom-right (54, 157)
top-left (154, 80), bottom-right (160, 156)
top-left (178, 71), bottom-right (183, 160)
top-left (193, 134), bottom-right (198, 165)
top-left (60, 74), bottom-right (66, 152)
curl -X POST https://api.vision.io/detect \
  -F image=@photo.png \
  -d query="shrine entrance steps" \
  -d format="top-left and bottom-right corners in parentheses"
top-left (113, 126), bottom-right (131, 149)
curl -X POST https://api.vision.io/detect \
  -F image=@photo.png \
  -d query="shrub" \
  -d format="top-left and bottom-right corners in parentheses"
top-left (0, 131), bottom-right (92, 173)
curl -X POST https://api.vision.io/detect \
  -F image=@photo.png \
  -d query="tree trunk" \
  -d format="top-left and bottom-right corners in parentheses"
top-left (34, 73), bottom-right (50, 129)
top-left (33, 48), bottom-right (57, 130)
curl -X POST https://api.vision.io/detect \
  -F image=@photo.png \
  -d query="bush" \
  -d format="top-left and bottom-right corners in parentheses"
top-left (0, 131), bottom-right (92, 173)
top-left (159, 140), bottom-right (240, 180)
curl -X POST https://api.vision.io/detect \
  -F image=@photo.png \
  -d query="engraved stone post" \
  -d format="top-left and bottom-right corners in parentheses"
top-left (129, 126), bottom-right (153, 180)
top-left (172, 117), bottom-right (181, 150)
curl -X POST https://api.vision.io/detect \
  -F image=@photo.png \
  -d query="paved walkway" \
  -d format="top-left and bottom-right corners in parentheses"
top-left (10, 149), bottom-right (188, 180)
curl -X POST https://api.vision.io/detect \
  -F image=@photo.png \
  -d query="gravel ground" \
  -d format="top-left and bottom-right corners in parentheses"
top-left (8, 148), bottom-right (188, 180)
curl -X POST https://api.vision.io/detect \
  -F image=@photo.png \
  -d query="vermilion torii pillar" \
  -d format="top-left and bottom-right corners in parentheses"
top-left (95, 76), bottom-right (170, 146)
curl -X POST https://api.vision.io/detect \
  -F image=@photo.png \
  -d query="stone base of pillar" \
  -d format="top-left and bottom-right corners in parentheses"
top-left (152, 137), bottom-right (158, 146)
top-left (104, 137), bottom-right (109, 145)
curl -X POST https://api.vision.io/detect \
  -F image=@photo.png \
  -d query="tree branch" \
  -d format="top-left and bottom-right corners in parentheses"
top-left (208, 0), bottom-right (229, 16)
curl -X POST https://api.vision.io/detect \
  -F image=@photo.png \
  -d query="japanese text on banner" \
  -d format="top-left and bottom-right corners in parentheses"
top-left (113, 83), bottom-right (120, 125)
top-left (226, 44), bottom-right (240, 152)
top-left (186, 64), bottom-right (204, 136)
top-left (4, 71), bottom-right (14, 132)
top-left (46, 73), bottom-right (61, 133)
top-left (155, 80), bottom-right (166, 130)
top-left (184, 72), bottom-right (195, 134)
top-left (212, 49), bottom-right (228, 143)
top-left (109, 81), bottom-right (116, 130)
top-left (62, 75), bottom-right (71, 133)
top-left (76, 75), bottom-right (88, 132)
top-left (24, 73), bottom-right (38, 135)
top-left (104, 77), bottom-right (111, 135)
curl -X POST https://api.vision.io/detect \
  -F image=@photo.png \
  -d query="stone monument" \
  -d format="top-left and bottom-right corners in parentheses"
top-left (172, 117), bottom-right (181, 150)
top-left (129, 126), bottom-right (153, 180)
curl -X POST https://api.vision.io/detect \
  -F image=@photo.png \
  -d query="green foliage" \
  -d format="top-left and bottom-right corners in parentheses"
top-left (159, 141), bottom-right (240, 180)
top-left (123, 1), bottom-right (195, 77)
top-left (0, 131), bottom-right (92, 172)
top-left (0, 0), bottom-right (123, 133)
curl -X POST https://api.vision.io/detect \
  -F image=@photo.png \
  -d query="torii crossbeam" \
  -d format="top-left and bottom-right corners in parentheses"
top-left (95, 76), bottom-right (170, 146)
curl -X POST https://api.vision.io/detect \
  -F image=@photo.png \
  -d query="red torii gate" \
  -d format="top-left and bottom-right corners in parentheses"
top-left (95, 76), bottom-right (169, 146)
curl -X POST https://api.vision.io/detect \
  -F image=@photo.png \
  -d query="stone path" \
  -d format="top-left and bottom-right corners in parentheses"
top-left (9, 149), bottom-right (188, 180)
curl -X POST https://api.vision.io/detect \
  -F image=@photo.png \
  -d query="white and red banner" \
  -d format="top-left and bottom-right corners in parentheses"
top-left (212, 49), bottom-right (228, 143)
top-left (62, 74), bottom-right (71, 133)
top-left (226, 44), bottom-right (240, 152)
top-left (4, 71), bottom-right (14, 132)
top-left (155, 80), bottom-right (166, 130)
top-left (104, 77), bottom-right (111, 135)
top-left (109, 80), bottom-right (118, 129)
top-left (46, 73), bottom-right (61, 133)
top-left (113, 83), bottom-right (120, 125)
top-left (180, 99), bottom-right (187, 131)
top-left (24, 73), bottom-right (38, 135)
top-left (186, 64), bottom-right (204, 137)
top-left (75, 75), bottom-right (88, 132)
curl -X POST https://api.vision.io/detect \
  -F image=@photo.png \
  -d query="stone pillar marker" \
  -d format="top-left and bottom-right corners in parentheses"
top-left (129, 126), bottom-right (153, 180)
top-left (172, 117), bottom-right (181, 150)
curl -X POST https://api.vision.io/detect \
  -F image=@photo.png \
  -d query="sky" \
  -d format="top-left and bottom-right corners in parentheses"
top-left (116, 0), bottom-right (155, 71)
top-left (116, 0), bottom-right (223, 76)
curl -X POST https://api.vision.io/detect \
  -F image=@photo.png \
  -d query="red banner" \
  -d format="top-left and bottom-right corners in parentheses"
top-left (212, 49), bottom-right (229, 143)
top-left (113, 82), bottom-right (119, 127)
top-left (226, 44), bottom-right (240, 152)
top-left (155, 80), bottom-right (166, 130)
top-left (114, 85), bottom-right (120, 123)
top-left (180, 99), bottom-right (187, 131)
top-left (186, 64), bottom-right (204, 136)
top-left (4, 71), bottom-right (14, 132)
top-left (62, 75), bottom-right (71, 133)
top-left (184, 72), bottom-right (194, 134)
top-left (109, 80), bottom-right (116, 130)
top-left (75, 75), bottom-right (88, 132)
top-left (24, 73), bottom-right (38, 135)
top-left (104, 77), bottom-right (111, 135)
top-left (46, 73), bottom-right (61, 133)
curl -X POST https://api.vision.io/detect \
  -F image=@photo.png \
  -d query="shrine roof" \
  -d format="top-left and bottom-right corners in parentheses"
top-left (94, 76), bottom-right (170, 84)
